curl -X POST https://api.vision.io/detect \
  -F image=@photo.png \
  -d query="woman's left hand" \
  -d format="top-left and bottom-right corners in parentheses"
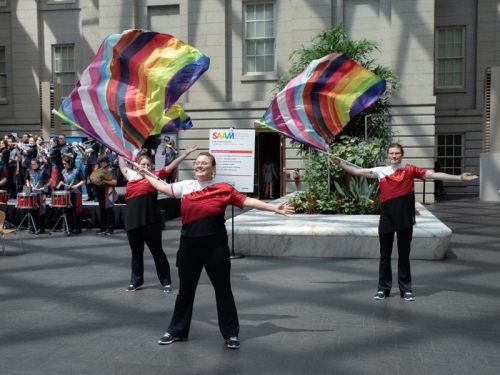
top-left (275, 201), bottom-right (295, 217)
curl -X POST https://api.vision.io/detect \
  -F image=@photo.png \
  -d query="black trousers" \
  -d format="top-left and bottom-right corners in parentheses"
top-left (378, 227), bottom-right (413, 294)
top-left (85, 163), bottom-right (96, 198)
top-left (19, 167), bottom-right (28, 190)
top-left (96, 188), bottom-right (114, 232)
top-left (7, 166), bottom-right (16, 198)
top-left (167, 234), bottom-right (239, 340)
top-left (126, 220), bottom-right (171, 287)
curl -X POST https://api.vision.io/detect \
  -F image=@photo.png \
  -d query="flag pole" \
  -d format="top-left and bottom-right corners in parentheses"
top-left (316, 150), bottom-right (362, 169)
top-left (132, 163), bottom-right (169, 185)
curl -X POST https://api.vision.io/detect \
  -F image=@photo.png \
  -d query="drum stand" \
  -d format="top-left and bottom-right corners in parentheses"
top-left (49, 206), bottom-right (71, 236)
top-left (17, 209), bottom-right (38, 233)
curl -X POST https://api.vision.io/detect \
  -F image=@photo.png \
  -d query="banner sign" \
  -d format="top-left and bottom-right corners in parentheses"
top-left (209, 129), bottom-right (255, 192)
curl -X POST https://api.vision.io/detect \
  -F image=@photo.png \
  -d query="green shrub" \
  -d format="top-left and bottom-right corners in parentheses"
top-left (275, 24), bottom-right (401, 215)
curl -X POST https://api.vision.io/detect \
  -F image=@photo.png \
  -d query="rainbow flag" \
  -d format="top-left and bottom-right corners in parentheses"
top-left (54, 29), bottom-right (209, 161)
top-left (154, 103), bottom-right (193, 134)
top-left (259, 53), bottom-right (386, 152)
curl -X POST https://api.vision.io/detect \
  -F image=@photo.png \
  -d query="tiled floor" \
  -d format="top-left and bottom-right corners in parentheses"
top-left (0, 196), bottom-right (499, 374)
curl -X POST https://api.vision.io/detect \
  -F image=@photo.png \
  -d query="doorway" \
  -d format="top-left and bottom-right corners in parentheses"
top-left (253, 131), bottom-right (283, 199)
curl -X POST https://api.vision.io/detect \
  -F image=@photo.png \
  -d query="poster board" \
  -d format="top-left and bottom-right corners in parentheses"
top-left (209, 129), bottom-right (255, 192)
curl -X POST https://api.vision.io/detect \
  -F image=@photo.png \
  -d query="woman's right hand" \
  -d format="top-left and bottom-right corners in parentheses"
top-left (184, 145), bottom-right (199, 155)
top-left (275, 201), bottom-right (295, 217)
top-left (330, 155), bottom-right (341, 165)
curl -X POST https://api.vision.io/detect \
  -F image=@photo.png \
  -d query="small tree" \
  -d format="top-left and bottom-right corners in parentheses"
top-left (279, 24), bottom-right (401, 214)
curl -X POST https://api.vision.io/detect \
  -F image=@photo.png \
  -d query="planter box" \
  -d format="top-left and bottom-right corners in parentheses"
top-left (227, 200), bottom-right (451, 260)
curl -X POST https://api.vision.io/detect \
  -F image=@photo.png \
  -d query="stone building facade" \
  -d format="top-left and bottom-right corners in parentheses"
top-left (1, 0), bottom-right (499, 201)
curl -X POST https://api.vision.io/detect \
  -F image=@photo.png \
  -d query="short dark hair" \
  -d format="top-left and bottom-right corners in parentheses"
top-left (387, 143), bottom-right (404, 155)
top-left (98, 155), bottom-right (109, 164)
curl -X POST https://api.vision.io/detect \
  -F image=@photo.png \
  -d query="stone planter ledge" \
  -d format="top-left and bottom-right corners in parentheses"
top-left (227, 198), bottom-right (452, 260)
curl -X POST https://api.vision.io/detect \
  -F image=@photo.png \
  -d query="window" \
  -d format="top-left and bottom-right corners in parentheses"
top-left (53, 45), bottom-right (76, 97)
top-left (245, 3), bottom-right (275, 74)
top-left (436, 134), bottom-right (463, 175)
top-left (436, 27), bottom-right (465, 88)
top-left (0, 47), bottom-right (6, 99)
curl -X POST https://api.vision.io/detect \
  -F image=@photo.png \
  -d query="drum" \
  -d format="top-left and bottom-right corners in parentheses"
top-left (51, 191), bottom-right (71, 208)
top-left (0, 190), bottom-right (7, 204)
top-left (17, 193), bottom-right (37, 209)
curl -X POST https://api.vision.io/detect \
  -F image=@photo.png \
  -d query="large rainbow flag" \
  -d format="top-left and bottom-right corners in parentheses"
top-left (157, 103), bottom-right (193, 134)
top-left (54, 29), bottom-right (209, 161)
top-left (259, 53), bottom-right (386, 152)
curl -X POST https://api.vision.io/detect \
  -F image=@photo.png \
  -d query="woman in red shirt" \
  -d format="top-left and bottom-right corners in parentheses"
top-left (331, 143), bottom-right (478, 302)
top-left (118, 146), bottom-right (198, 294)
top-left (141, 150), bottom-right (294, 350)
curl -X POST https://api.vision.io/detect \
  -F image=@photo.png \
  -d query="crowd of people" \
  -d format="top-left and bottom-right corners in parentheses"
top-left (0, 133), bottom-right (182, 233)
top-left (1, 133), bottom-right (109, 197)
top-left (0, 132), bottom-right (124, 234)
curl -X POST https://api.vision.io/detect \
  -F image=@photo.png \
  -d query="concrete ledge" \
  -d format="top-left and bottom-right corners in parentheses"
top-left (227, 198), bottom-right (452, 260)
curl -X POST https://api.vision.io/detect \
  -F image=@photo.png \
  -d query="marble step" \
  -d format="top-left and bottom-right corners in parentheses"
top-left (227, 200), bottom-right (451, 260)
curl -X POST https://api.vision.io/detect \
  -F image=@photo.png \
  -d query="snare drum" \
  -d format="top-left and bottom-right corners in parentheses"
top-left (0, 190), bottom-right (7, 204)
top-left (51, 191), bottom-right (71, 208)
top-left (17, 193), bottom-right (37, 209)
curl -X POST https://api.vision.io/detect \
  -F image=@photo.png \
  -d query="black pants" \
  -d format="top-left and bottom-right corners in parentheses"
top-left (167, 234), bottom-right (239, 340)
top-left (378, 227), bottom-right (413, 294)
top-left (96, 189), bottom-right (114, 232)
top-left (85, 164), bottom-right (96, 199)
top-left (19, 167), bottom-right (28, 191)
top-left (126, 220), bottom-right (171, 287)
top-left (7, 166), bottom-right (16, 198)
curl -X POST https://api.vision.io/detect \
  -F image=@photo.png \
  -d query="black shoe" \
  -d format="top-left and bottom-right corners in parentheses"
top-left (72, 228), bottom-right (82, 234)
top-left (85, 219), bottom-right (93, 230)
top-left (125, 284), bottom-right (141, 292)
top-left (36, 229), bottom-right (46, 234)
top-left (401, 292), bottom-right (415, 301)
top-left (226, 336), bottom-right (240, 349)
top-left (163, 285), bottom-right (173, 293)
top-left (3, 221), bottom-right (16, 229)
top-left (96, 230), bottom-right (107, 235)
top-left (374, 291), bottom-right (389, 300)
top-left (85, 197), bottom-right (94, 202)
top-left (158, 333), bottom-right (184, 345)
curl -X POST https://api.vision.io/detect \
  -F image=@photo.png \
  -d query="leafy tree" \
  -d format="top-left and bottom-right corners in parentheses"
top-left (279, 24), bottom-right (401, 214)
